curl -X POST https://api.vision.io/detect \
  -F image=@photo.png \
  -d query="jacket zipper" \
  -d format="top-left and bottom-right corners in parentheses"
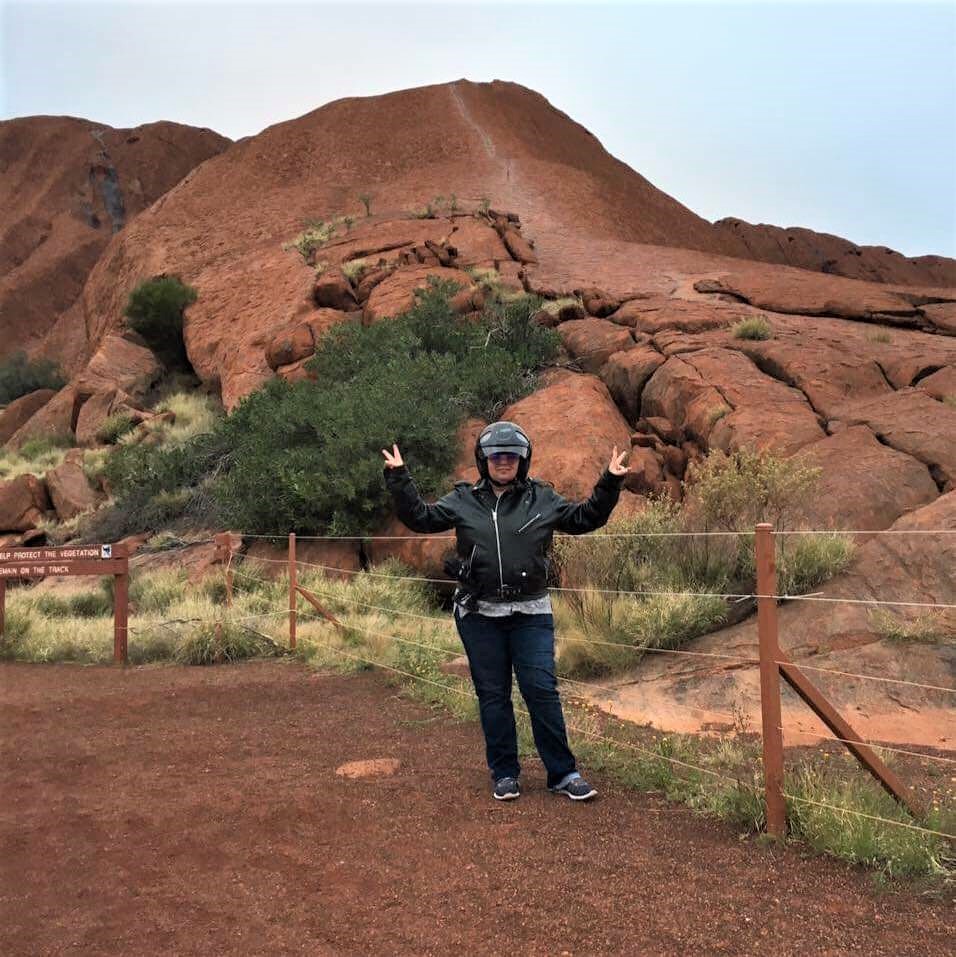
top-left (516, 512), bottom-right (542, 534)
top-left (491, 499), bottom-right (505, 592)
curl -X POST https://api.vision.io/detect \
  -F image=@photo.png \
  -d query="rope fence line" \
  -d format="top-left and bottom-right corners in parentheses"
top-left (312, 630), bottom-right (751, 789)
top-left (781, 793), bottom-right (955, 841)
top-left (118, 584), bottom-right (954, 760)
top-left (320, 614), bottom-right (740, 722)
top-left (232, 528), bottom-right (956, 541)
top-left (126, 605), bottom-right (295, 635)
top-left (784, 730), bottom-right (956, 767)
top-left (781, 661), bottom-right (956, 696)
top-left (276, 581), bottom-right (763, 666)
top-left (240, 552), bottom-right (956, 611)
top-left (309, 628), bottom-right (956, 842)
top-left (231, 555), bottom-right (956, 693)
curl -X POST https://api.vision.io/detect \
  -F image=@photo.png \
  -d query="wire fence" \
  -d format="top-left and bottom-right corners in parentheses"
top-left (10, 521), bottom-right (954, 845)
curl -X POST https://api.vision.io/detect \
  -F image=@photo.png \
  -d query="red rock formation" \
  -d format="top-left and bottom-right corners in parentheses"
top-left (45, 449), bottom-right (101, 520)
top-left (0, 116), bottom-right (229, 367)
top-left (713, 218), bottom-right (956, 288)
top-left (0, 474), bottom-right (51, 531)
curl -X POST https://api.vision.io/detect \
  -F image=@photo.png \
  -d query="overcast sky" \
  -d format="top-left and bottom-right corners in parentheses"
top-left (3, 0), bottom-right (954, 257)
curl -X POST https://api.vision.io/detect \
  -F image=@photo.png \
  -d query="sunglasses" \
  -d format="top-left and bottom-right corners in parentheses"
top-left (488, 452), bottom-right (520, 463)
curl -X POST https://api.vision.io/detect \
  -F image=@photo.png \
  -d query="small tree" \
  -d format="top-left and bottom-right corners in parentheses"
top-left (0, 352), bottom-right (65, 404)
top-left (124, 276), bottom-right (197, 369)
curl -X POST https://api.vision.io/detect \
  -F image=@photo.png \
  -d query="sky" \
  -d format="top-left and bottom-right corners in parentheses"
top-left (2, 0), bottom-right (955, 258)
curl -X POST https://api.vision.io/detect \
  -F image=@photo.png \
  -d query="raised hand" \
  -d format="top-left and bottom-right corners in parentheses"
top-left (608, 445), bottom-right (629, 476)
top-left (382, 443), bottom-right (404, 469)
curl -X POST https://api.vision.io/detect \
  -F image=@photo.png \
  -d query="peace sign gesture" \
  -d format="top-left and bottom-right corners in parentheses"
top-left (382, 443), bottom-right (404, 469)
top-left (608, 445), bottom-right (629, 476)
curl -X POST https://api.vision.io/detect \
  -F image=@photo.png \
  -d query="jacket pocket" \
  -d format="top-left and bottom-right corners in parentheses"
top-left (516, 512), bottom-right (542, 534)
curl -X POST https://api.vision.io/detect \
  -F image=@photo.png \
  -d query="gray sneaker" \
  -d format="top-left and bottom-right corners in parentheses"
top-left (493, 776), bottom-right (521, 801)
top-left (550, 776), bottom-right (598, 801)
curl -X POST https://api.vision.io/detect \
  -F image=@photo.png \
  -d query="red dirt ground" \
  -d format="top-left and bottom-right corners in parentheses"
top-left (1, 660), bottom-right (952, 957)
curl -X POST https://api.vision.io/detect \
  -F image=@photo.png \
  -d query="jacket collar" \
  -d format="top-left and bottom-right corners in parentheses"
top-left (472, 476), bottom-right (528, 495)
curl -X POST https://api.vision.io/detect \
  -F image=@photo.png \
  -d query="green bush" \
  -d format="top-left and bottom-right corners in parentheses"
top-left (17, 435), bottom-right (72, 462)
top-left (215, 279), bottom-right (558, 534)
top-left (124, 276), bottom-right (197, 369)
top-left (869, 608), bottom-right (954, 645)
top-left (176, 620), bottom-right (278, 665)
top-left (97, 412), bottom-right (136, 445)
top-left (552, 450), bottom-right (852, 676)
top-left (685, 447), bottom-right (820, 532)
top-left (85, 280), bottom-right (559, 539)
top-left (34, 590), bottom-right (112, 619)
top-left (732, 315), bottom-right (773, 340)
top-left (0, 352), bottom-right (65, 405)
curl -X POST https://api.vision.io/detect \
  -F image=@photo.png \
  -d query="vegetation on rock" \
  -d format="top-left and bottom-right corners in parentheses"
top-left (732, 315), bottom-right (774, 340)
top-left (85, 280), bottom-right (559, 539)
top-left (124, 276), bottom-right (197, 369)
top-left (0, 352), bottom-right (65, 405)
top-left (551, 448), bottom-right (854, 677)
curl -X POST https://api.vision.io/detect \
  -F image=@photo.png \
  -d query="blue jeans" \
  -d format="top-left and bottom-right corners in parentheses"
top-left (454, 610), bottom-right (577, 787)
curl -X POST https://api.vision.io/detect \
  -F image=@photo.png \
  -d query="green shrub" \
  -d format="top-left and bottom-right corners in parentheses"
top-left (34, 590), bottom-right (112, 619)
top-left (97, 412), bottom-right (136, 445)
top-left (552, 451), bottom-right (851, 676)
top-left (359, 194), bottom-right (372, 217)
top-left (0, 352), bottom-right (65, 404)
top-left (83, 429), bottom-right (231, 542)
top-left (213, 279), bottom-right (558, 534)
top-left (124, 276), bottom-right (197, 369)
top-left (787, 763), bottom-right (953, 877)
top-left (869, 608), bottom-right (954, 645)
top-left (0, 606), bottom-right (32, 657)
top-left (685, 447), bottom-right (820, 532)
top-left (732, 315), bottom-right (773, 340)
top-left (176, 620), bottom-right (278, 665)
top-left (84, 280), bottom-right (558, 539)
top-left (17, 435), bottom-right (72, 462)
top-left (342, 258), bottom-right (368, 283)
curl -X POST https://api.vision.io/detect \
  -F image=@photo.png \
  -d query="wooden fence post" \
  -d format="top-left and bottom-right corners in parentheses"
top-left (113, 543), bottom-right (129, 666)
top-left (214, 533), bottom-right (234, 608)
top-left (755, 523), bottom-right (786, 837)
top-left (289, 533), bottom-right (297, 650)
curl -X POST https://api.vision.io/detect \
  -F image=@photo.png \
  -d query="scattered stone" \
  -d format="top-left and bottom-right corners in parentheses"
top-left (644, 416), bottom-right (681, 444)
top-left (313, 270), bottom-right (358, 310)
top-left (500, 227), bottom-right (537, 265)
top-left (266, 323), bottom-right (315, 371)
top-left (45, 449), bottom-right (101, 521)
top-left (623, 446), bottom-right (664, 495)
top-left (0, 389), bottom-right (56, 445)
top-left (334, 759), bottom-right (401, 779)
top-left (0, 474), bottom-right (51, 532)
top-left (576, 286), bottom-right (621, 318)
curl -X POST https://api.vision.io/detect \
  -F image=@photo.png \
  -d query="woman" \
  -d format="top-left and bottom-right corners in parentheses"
top-left (382, 420), bottom-right (628, 802)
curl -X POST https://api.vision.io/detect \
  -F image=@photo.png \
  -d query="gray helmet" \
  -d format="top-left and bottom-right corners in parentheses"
top-left (475, 421), bottom-right (532, 481)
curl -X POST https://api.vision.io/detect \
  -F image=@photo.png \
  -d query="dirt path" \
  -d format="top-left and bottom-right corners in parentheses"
top-left (1, 661), bottom-right (952, 957)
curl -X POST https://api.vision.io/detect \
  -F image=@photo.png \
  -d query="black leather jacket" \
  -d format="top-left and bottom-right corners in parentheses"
top-left (383, 465), bottom-right (624, 602)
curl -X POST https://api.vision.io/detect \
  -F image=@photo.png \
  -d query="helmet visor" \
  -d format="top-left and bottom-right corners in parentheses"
top-left (482, 445), bottom-right (529, 459)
